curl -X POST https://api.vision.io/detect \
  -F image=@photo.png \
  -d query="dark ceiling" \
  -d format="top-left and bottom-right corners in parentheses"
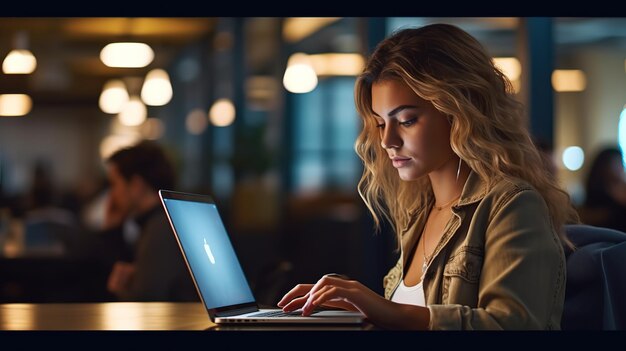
top-left (1, 17), bottom-right (625, 110)
top-left (0, 18), bottom-right (215, 106)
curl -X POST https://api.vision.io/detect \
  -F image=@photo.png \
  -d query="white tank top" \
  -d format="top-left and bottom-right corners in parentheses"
top-left (391, 279), bottom-right (426, 307)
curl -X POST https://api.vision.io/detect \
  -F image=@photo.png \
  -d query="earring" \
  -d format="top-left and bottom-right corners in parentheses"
top-left (456, 157), bottom-right (462, 184)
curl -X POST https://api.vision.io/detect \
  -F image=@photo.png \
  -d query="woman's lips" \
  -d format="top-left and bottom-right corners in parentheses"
top-left (391, 157), bottom-right (411, 168)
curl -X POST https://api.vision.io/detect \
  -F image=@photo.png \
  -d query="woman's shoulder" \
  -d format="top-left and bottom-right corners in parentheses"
top-left (481, 175), bottom-right (543, 207)
top-left (477, 176), bottom-right (554, 235)
top-left (487, 175), bottom-right (536, 194)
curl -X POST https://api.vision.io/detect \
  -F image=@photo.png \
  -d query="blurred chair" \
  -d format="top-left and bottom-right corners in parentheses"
top-left (24, 220), bottom-right (89, 258)
top-left (23, 206), bottom-right (82, 257)
top-left (562, 224), bottom-right (626, 330)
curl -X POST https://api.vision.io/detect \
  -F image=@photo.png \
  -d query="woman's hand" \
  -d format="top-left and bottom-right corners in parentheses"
top-left (277, 274), bottom-right (376, 315)
top-left (277, 273), bottom-right (429, 329)
top-left (277, 281), bottom-right (360, 313)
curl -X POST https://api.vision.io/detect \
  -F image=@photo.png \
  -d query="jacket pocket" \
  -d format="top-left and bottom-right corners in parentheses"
top-left (441, 246), bottom-right (484, 304)
top-left (443, 246), bottom-right (484, 283)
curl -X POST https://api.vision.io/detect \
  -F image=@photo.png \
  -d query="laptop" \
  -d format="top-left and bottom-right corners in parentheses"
top-left (158, 189), bottom-right (365, 325)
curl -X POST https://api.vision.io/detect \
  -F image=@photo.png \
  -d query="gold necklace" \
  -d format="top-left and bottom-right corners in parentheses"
top-left (422, 194), bottom-right (460, 274)
top-left (421, 216), bottom-right (433, 275)
top-left (433, 194), bottom-right (461, 211)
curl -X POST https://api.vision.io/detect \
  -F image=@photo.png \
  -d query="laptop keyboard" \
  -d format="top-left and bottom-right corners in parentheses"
top-left (249, 310), bottom-right (307, 317)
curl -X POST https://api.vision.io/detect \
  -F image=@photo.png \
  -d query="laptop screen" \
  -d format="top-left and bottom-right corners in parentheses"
top-left (162, 197), bottom-right (255, 310)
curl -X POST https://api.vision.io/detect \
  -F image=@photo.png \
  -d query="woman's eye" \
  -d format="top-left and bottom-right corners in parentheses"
top-left (399, 118), bottom-right (417, 127)
top-left (376, 122), bottom-right (385, 129)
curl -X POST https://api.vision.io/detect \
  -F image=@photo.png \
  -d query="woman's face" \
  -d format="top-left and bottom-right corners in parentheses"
top-left (371, 79), bottom-right (455, 181)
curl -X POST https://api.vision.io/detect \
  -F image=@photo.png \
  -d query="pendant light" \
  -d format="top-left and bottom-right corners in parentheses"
top-left (283, 53), bottom-right (317, 93)
top-left (141, 69), bottom-right (173, 106)
top-left (99, 79), bottom-right (130, 114)
top-left (99, 18), bottom-right (154, 68)
top-left (2, 31), bottom-right (37, 74)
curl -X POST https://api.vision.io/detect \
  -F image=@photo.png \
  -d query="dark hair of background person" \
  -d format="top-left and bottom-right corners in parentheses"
top-left (584, 147), bottom-right (624, 208)
top-left (106, 141), bottom-right (176, 191)
top-left (578, 146), bottom-right (626, 234)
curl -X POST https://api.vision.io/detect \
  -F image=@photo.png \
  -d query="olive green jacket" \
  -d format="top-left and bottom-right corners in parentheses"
top-left (383, 171), bottom-right (566, 330)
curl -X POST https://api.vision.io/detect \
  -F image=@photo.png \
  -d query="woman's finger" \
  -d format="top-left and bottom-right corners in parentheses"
top-left (303, 279), bottom-right (360, 315)
top-left (302, 285), bottom-right (347, 316)
top-left (304, 275), bottom-right (346, 307)
top-left (277, 284), bottom-right (313, 307)
top-left (280, 295), bottom-right (309, 312)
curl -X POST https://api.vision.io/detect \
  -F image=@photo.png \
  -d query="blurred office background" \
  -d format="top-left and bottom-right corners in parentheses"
top-left (0, 17), bottom-right (625, 304)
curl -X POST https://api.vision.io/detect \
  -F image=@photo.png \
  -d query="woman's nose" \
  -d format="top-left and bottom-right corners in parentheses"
top-left (381, 126), bottom-right (401, 149)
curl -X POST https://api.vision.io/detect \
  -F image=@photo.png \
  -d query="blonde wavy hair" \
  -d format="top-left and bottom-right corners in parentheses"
top-left (354, 23), bottom-right (578, 249)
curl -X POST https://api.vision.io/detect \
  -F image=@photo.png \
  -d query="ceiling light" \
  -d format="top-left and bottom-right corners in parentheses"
top-left (552, 70), bottom-right (587, 92)
top-left (2, 50), bottom-right (37, 74)
top-left (141, 69), bottom-right (173, 106)
top-left (100, 42), bottom-right (154, 68)
top-left (493, 57), bottom-right (521, 81)
top-left (493, 57), bottom-right (522, 93)
top-left (99, 79), bottom-right (129, 114)
top-left (117, 96), bottom-right (147, 126)
top-left (0, 94), bottom-right (33, 116)
top-left (283, 53), bottom-right (318, 94)
top-left (308, 53), bottom-right (365, 76)
top-left (209, 99), bottom-right (236, 127)
top-left (2, 32), bottom-right (37, 74)
top-left (562, 146), bottom-right (584, 171)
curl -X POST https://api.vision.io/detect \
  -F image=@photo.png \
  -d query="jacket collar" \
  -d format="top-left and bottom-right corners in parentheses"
top-left (401, 169), bottom-right (487, 234)
top-left (398, 169), bottom-right (489, 270)
top-left (456, 169), bottom-right (488, 207)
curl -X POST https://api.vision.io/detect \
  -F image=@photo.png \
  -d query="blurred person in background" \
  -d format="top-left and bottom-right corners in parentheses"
top-left (21, 161), bottom-right (79, 256)
top-left (278, 24), bottom-right (579, 330)
top-left (581, 146), bottom-right (626, 232)
top-left (101, 140), bottom-right (197, 302)
top-left (23, 161), bottom-right (76, 225)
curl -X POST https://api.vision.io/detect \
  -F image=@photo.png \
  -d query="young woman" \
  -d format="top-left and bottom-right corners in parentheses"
top-left (277, 23), bottom-right (579, 330)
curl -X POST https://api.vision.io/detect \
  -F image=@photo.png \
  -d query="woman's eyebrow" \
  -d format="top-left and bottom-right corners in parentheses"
top-left (372, 105), bottom-right (419, 118)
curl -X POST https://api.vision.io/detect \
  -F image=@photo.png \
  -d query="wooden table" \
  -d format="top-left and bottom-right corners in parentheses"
top-left (0, 302), bottom-right (212, 330)
top-left (0, 303), bottom-right (598, 348)
top-left (0, 302), bottom-right (377, 349)
top-left (0, 302), bottom-right (370, 331)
